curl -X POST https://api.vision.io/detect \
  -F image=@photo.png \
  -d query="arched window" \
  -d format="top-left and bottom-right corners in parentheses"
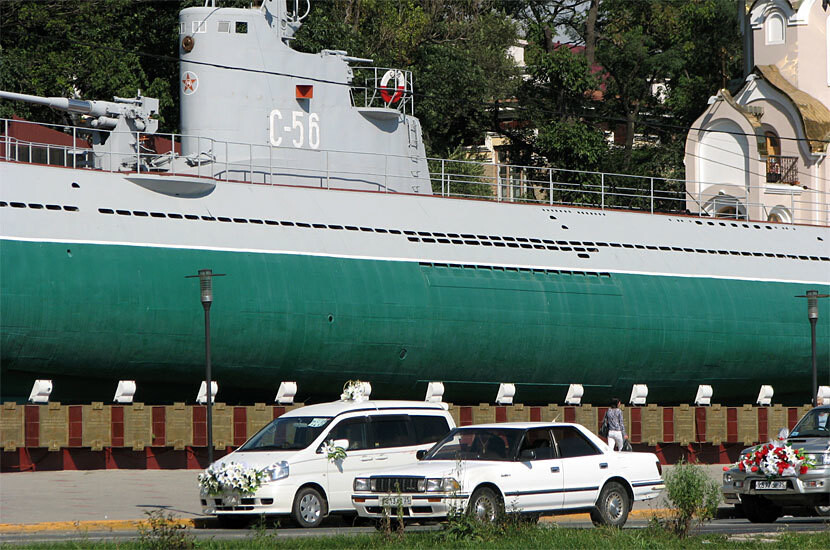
top-left (766, 12), bottom-right (785, 45)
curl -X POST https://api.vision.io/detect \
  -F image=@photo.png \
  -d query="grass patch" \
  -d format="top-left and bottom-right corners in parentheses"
top-left (8, 523), bottom-right (830, 549)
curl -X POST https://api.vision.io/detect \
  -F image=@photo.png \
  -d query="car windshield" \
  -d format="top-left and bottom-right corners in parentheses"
top-left (424, 427), bottom-right (523, 461)
top-left (790, 409), bottom-right (830, 438)
top-left (239, 416), bottom-right (333, 451)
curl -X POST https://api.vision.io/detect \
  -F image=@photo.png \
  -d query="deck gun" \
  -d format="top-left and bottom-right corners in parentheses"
top-left (0, 90), bottom-right (159, 171)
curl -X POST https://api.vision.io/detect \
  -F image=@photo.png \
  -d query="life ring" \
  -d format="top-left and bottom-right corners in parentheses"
top-left (380, 70), bottom-right (406, 104)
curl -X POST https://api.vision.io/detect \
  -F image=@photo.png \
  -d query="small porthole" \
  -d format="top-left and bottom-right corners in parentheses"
top-left (280, 221), bottom-right (295, 226)
top-left (66, 249), bottom-right (72, 257)
top-left (151, 212), bottom-right (166, 218)
top-left (28, 203), bottom-right (44, 209)
top-left (117, 210), bottom-right (131, 216)
top-left (233, 218), bottom-right (248, 223)
top-left (168, 213), bottom-right (183, 219)
top-left (218, 217), bottom-right (232, 223)
top-left (99, 208), bottom-right (114, 214)
top-left (312, 223), bottom-right (326, 229)
top-left (561, 225), bottom-right (569, 230)
top-left (133, 211), bottom-right (149, 217)
top-left (249, 219), bottom-right (263, 224)
top-left (64, 206), bottom-right (79, 212)
top-left (46, 204), bottom-right (61, 210)
top-left (71, 182), bottom-right (80, 188)
top-left (184, 214), bottom-right (199, 220)
top-left (327, 314), bottom-right (334, 323)
top-left (399, 349), bottom-right (407, 360)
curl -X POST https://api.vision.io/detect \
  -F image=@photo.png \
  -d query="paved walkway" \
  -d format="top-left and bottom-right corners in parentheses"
top-left (0, 465), bottom-right (724, 529)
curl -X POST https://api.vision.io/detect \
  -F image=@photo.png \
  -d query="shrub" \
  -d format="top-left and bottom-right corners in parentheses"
top-left (137, 509), bottom-right (195, 550)
top-left (660, 459), bottom-right (721, 537)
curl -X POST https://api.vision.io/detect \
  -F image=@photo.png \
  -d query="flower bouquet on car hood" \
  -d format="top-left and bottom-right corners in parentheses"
top-left (198, 461), bottom-right (266, 495)
top-left (727, 439), bottom-right (816, 478)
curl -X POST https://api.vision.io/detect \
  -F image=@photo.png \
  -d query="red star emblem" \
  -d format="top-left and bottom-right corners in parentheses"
top-left (182, 72), bottom-right (197, 93)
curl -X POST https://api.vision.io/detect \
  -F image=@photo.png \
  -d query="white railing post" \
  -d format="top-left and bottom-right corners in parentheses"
top-left (136, 132), bottom-right (140, 174)
top-left (549, 168), bottom-right (553, 205)
top-left (496, 164), bottom-right (502, 202)
top-left (72, 127), bottom-right (76, 169)
top-left (650, 177), bottom-right (654, 213)
top-left (441, 159), bottom-right (445, 196)
top-left (249, 143), bottom-right (253, 183)
top-left (326, 150), bottom-right (330, 189)
top-left (791, 191), bottom-right (795, 224)
top-left (601, 173), bottom-right (605, 210)
top-left (384, 154), bottom-right (388, 192)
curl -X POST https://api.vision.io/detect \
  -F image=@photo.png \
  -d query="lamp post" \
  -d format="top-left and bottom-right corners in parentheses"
top-left (795, 290), bottom-right (829, 407)
top-left (187, 269), bottom-right (225, 463)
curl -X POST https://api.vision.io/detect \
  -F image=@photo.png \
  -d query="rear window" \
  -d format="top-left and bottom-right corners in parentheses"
top-left (370, 415), bottom-right (413, 448)
top-left (411, 415), bottom-right (451, 444)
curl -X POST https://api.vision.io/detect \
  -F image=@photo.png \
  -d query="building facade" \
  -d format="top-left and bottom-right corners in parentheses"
top-left (685, 0), bottom-right (829, 225)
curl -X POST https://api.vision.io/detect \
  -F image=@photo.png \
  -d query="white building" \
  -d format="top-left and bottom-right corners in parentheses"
top-left (684, 0), bottom-right (829, 225)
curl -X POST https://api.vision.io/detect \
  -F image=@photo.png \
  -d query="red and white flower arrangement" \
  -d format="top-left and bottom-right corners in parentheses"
top-left (725, 439), bottom-right (815, 478)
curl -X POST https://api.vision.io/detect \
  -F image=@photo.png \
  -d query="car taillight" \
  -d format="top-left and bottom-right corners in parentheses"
top-left (656, 461), bottom-right (662, 475)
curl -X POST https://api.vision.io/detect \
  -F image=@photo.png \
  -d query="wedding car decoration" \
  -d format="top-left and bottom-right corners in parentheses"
top-left (321, 439), bottom-right (348, 462)
top-left (198, 461), bottom-right (267, 495)
top-left (340, 379), bottom-right (371, 402)
top-left (727, 439), bottom-right (815, 478)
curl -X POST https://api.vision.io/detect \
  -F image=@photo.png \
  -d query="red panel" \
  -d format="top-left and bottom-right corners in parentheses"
top-left (273, 406), bottom-right (285, 419)
top-left (757, 407), bottom-right (768, 442)
top-left (695, 407), bottom-right (707, 442)
top-left (630, 407), bottom-right (641, 444)
top-left (193, 406), bottom-right (207, 447)
top-left (788, 408), bottom-right (799, 430)
top-left (146, 447), bottom-right (160, 470)
top-left (530, 407), bottom-right (541, 422)
top-left (233, 407), bottom-right (247, 446)
top-left (68, 406), bottom-right (83, 447)
top-left (563, 407), bottom-right (575, 423)
top-left (460, 407), bottom-right (472, 426)
top-left (662, 407), bottom-right (674, 443)
top-left (727, 408), bottom-right (738, 443)
top-left (24, 405), bottom-right (39, 447)
top-left (495, 407), bottom-right (507, 423)
top-left (152, 407), bottom-right (166, 447)
top-left (111, 406), bottom-right (124, 446)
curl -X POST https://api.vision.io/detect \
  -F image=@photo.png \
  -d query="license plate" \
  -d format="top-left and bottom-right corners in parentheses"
top-left (756, 480), bottom-right (787, 490)
top-left (380, 495), bottom-right (412, 507)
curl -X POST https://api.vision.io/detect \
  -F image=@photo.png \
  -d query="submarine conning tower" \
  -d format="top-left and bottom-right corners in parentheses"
top-left (178, 0), bottom-right (430, 194)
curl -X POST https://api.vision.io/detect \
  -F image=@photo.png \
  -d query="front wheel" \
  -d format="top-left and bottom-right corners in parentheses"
top-left (468, 487), bottom-right (502, 523)
top-left (813, 505), bottom-right (830, 517)
top-left (292, 487), bottom-right (327, 528)
top-left (592, 481), bottom-right (630, 527)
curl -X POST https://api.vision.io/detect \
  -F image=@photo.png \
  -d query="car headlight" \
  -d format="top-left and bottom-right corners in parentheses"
top-left (264, 461), bottom-right (289, 482)
top-left (806, 453), bottom-right (830, 465)
top-left (425, 478), bottom-right (460, 492)
top-left (723, 473), bottom-right (733, 483)
top-left (354, 478), bottom-right (371, 491)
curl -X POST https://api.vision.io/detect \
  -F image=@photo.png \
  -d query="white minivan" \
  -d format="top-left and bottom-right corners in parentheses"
top-left (199, 399), bottom-right (455, 527)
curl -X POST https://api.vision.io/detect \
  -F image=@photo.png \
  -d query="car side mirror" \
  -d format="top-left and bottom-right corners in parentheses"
top-left (332, 438), bottom-right (349, 450)
top-left (519, 449), bottom-right (536, 460)
top-left (777, 428), bottom-right (789, 440)
top-left (416, 449), bottom-right (427, 460)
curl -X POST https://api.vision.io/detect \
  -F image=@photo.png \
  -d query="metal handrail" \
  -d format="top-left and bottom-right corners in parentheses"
top-left (2, 117), bottom-right (827, 227)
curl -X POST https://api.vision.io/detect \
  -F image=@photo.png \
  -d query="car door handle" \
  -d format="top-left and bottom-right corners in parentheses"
top-left (375, 456), bottom-right (388, 461)
top-left (599, 463), bottom-right (608, 469)
top-left (550, 466), bottom-right (560, 473)
top-left (361, 456), bottom-right (373, 462)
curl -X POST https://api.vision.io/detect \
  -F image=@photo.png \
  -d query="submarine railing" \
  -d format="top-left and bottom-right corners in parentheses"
top-left (2, 117), bottom-right (828, 226)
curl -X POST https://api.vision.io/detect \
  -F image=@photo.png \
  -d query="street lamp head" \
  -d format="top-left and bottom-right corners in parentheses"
top-left (198, 269), bottom-right (213, 304)
top-left (795, 291), bottom-right (829, 321)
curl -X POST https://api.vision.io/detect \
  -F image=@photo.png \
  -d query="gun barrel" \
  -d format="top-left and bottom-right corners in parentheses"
top-left (0, 91), bottom-right (107, 117)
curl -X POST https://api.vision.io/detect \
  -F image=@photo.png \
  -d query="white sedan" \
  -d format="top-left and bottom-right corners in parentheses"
top-left (352, 422), bottom-right (664, 527)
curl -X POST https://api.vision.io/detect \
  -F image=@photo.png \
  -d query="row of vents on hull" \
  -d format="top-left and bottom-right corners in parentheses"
top-left (2, 200), bottom-right (827, 262)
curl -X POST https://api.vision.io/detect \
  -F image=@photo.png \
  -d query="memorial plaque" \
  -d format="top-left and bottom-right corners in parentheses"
top-left (574, 405), bottom-right (597, 434)
top-left (768, 405), bottom-right (788, 438)
top-left (124, 403), bottom-right (152, 451)
top-left (211, 403), bottom-right (233, 450)
top-left (641, 404), bottom-right (662, 446)
top-left (472, 404), bottom-right (496, 425)
top-left (674, 405), bottom-right (695, 446)
top-left (737, 405), bottom-right (757, 445)
top-left (246, 404), bottom-right (273, 439)
top-left (40, 402), bottom-right (68, 450)
top-left (544, 405), bottom-right (562, 423)
top-left (706, 405), bottom-right (726, 445)
top-left (1, 402), bottom-right (24, 451)
top-left (165, 403), bottom-right (192, 450)
top-left (82, 403), bottom-right (111, 450)
top-left (506, 404), bottom-right (530, 423)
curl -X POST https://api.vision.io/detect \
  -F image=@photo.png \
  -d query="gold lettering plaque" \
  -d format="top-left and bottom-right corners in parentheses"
top-left (737, 405), bottom-right (757, 445)
top-left (246, 404), bottom-right (273, 440)
top-left (674, 405), bottom-right (694, 446)
top-left (82, 405), bottom-right (111, 450)
top-left (165, 403), bottom-right (192, 450)
top-left (544, 405), bottom-right (562, 423)
top-left (40, 403), bottom-right (68, 450)
top-left (125, 403), bottom-right (152, 451)
top-left (641, 404), bottom-right (662, 446)
top-left (211, 403), bottom-right (233, 450)
top-left (472, 404), bottom-right (496, 425)
top-left (574, 405), bottom-right (597, 435)
top-left (768, 405), bottom-right (787, 438)
top-left (506, 404), bottom-right (530, 423)
top-left (706, 405), bottom-right (726, 445)
top-left (1, 402), bottom-right (23, 451)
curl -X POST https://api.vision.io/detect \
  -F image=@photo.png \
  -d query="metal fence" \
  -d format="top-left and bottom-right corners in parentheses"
top-left (3, 117), bottom-right (827, 226)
